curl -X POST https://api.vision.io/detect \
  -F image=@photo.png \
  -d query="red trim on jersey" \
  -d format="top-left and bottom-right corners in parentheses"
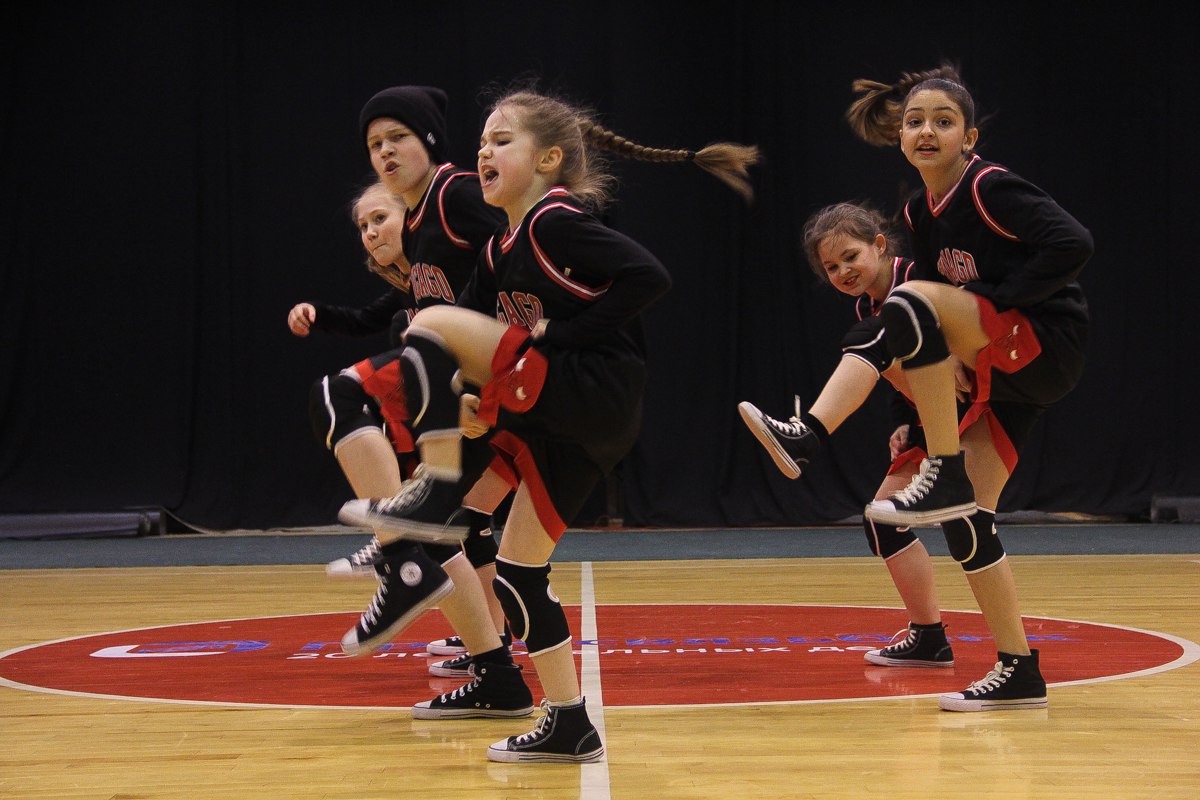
top-left (406, 163), bottom-right (455, 231)
top-left (498, 187), bottom-right (573, 253)
top-left (437, 171), bottom-right (480, 249)
top-left (926, 155), bottom-right (981, 217)
top-left (529, 203), bottom-right (611, 300)
top-left (858, 257), bottom-right (909, 321)
top-left (484, 236), bottom-right (497, 272)
top-left (487, 430), bottom-right (568, 540)
top-left (971, 166), bottom-right (1020, 241)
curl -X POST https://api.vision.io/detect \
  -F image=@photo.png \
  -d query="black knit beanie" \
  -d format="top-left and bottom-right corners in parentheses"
top-left (358, 85), bottom-right (449, 164)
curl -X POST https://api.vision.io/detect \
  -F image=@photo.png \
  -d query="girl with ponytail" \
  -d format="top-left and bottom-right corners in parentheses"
top-left (339, 87), bottom-right (757, 763)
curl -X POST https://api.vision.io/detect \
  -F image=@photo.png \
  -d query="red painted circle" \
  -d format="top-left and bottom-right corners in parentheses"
top-left (0, 605), bottom-right (1191, 708)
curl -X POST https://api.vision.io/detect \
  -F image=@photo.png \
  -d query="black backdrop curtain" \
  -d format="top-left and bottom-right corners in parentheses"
top-left (2, 2), bottom-right (1197, 529)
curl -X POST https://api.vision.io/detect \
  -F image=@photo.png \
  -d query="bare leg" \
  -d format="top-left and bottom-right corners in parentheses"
top-left (876, 467), bottom-right (941, 624)
top-left (438, 554), bottom-right (503, 654)
top-left (961, 420), bottom-right (1030, 655)
top-left (463, 468), bottom-right (515, 634)
top-left (499, 484), bottom-right (579, 702)
top-left (335, 429), bottom-right (402, 500)
top-left (810, 357), bottom-right (879, 433)
top-left (895, 282), bottom-right (991, 455)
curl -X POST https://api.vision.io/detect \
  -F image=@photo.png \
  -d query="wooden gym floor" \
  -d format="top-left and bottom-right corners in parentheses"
top-left (1, 524), bottom-right (1198, 799)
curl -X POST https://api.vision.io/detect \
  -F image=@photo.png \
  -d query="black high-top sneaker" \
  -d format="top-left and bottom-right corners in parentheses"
top-left (325, 535), bottom-right (381, 578)
top-left (427, 626), bottom-right (513, 656)
top-left (864, 622), bottom-right (955, 667)
top-left (340, 543), bottom-right (453, 656)
top-left (864, 452), bottom-right (976, 526)
top-left (487, 697), bottom-right (605, 763)
top-left (412, 662), bottom-right (534, 719)
top-left (339, 466), bottom-right (469, 545)
top-left (737, 400), bottom-right (822, 479)
top-left (939, 649), bottom-right (1048, 711)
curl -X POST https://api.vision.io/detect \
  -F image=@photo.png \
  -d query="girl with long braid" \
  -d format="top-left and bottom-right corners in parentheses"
top-left (341, 88), bottom-right (757, 762)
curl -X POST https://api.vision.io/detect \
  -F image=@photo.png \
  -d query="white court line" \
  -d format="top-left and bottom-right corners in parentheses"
top-left (579, 561), bottom-right (611, 799)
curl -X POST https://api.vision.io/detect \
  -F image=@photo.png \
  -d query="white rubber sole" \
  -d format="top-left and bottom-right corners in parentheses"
top-left (863, 500), bottom-right (977, 527)
top-left (340, 579), bottom-right (454, 656)
top-left (339, 500), bottom-right (469, 545)
top-left (412, 703), bottom-right (534, 720)
top-left (939, 693), bottom-right (1048, 712)
top-left (737, 401), bottom-right (802, 479)
top-left (486, 743), bottom-right (605, 763)
top-left (864, 650), bottom-right (955, 668)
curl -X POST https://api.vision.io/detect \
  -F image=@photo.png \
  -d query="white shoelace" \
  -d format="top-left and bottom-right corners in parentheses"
top-left (765, 395), bottom-right (808, 438)
top-left (512, 699), bottom-right (553, 744)
top-left (893, 458), bottom-right (941, 505)
top-left (376, 473), bottom-right (431, 514)
top-left (349, 538), bottom-right (381, 566)
top-left (361, 578), bottom-right (389, 627)
top-left (883, 627), bottom-right (916, 653)
top-left (965, 660), bottom-right (1013, 695)
top-left (444, 676), bottom-right (482, 702)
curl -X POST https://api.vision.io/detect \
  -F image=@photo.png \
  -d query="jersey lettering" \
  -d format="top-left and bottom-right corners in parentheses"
top-left (411, 262), bottom-right (456, 304)
top-left (495, 291), bottom-right (544, 329)
top-left (936, 247), bottom-right (980, 284)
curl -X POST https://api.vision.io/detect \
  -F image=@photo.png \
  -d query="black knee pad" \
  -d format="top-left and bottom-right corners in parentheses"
top-left (461, 509), bottom-right (498, 569)
top-left (864, 518), bottom-right (918, 559)
top-left (423, 542), bottom-right (463, 566)
top-left (493, 557), bottom-right (571, 656)
top-left (880, 286), bottom-right (949, 369)
top-left (941, 509), bottom-right (1004, 572)
top-left (842, 316), bottom-right (894, 375)
top-left (401, 329), bottom-right (461, 438)
top-left (308, 373), bottom-right (379, 451)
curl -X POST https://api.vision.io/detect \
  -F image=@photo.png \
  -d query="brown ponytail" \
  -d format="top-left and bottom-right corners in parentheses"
top-left (581, 120), bottom-right (760, 202)
top-left (846, 63), bottom-right (969, 146)
top-left (492, 89), bottom-right (759, 207)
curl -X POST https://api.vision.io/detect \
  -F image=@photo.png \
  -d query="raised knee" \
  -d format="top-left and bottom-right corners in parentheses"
top-left (308, 373), bottom-right (379, 451)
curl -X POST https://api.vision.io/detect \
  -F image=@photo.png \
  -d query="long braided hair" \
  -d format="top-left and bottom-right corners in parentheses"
top-left (845, 62), bottom-right (975, 147)
top-left (490, 90), bottom-right (760, 207)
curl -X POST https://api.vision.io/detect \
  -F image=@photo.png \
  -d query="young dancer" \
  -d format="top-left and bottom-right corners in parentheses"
top-left (302, 87), bottom-right (529, 713)
top-left (739, 202), bottom-right (955, 668)
top-left (341, 88), bottom-right (758, 761)
top-left (849, 65), bottom-right (1092, 711)
top-left (286, 185), bottom-right (412, 348)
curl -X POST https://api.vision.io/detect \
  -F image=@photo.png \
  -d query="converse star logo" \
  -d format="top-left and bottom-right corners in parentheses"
top-left (400, 562), bottom-right (423, 587)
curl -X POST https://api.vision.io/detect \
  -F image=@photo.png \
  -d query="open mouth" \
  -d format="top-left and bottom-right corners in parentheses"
top-left (480, 166), bottom-right (499, 186)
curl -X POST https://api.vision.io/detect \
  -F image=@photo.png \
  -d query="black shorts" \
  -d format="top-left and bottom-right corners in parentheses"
top-left (481, 331), bottom-right (646, 538)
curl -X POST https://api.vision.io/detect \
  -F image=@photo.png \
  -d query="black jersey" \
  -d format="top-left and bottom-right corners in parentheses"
top-left (903, 155), bottom-right (1092, 324)
top-left (312, 287), bottom-right (413, 347)
top-left (854, 257), bottom-right (917, 321)
top-left (459, 188), bottom-right (671, 358)
top-left (404, 163), bottom-right (505, 314)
